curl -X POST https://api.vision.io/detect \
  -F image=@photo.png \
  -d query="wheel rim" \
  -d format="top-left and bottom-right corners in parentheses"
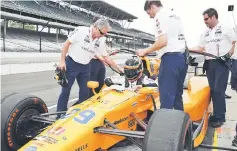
top-left (15, 108), bottom-right (42, 145)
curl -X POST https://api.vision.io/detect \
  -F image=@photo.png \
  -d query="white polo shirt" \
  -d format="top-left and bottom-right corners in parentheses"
top-left (198, 22), bottom-right (237, 60)
top-left (154, 8), bottom-right (186, 57)
top-left (67, 26), bottom-right (100, 64)
top-left (93, 37), bottom-right (108, 59)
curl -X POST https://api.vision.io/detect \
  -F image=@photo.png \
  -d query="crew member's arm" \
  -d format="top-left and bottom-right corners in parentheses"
top-left (189, 46), bottom-right (205, 53)
top-left (94, 55), bottom-right (107, 65)
top-left (230, 41), bottom-right (236, 55)
top-left (58, 40), bottom-right (71, 70)
top-left (97, 41), bottom-right (123, 73)
top-left (103, 56), bottom-right (123, 73)
top-left (225, 26), bottom-right (237, 55)
top-left (189, 32), bottom-right (206, 53)
top-left (138, 35), bottom-right (167, 56)
top-left (136, 15), bottom-right (168, 56)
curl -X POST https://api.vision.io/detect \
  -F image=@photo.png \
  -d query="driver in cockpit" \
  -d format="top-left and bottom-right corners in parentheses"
top-left (104, 56), bottom-right (158, 92)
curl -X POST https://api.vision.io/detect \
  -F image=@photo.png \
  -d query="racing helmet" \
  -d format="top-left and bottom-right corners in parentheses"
top-left (124, 57), bottom-right (143, 81)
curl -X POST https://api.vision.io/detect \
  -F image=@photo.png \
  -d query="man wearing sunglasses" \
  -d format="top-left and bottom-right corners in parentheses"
top-left (56, 18), bottom-right (111, 113)
top-left (190, 8), bottom-right (236, 128)
top-left (137, 0), bottom-right (188, 111)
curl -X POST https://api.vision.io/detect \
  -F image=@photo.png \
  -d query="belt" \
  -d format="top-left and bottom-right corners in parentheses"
top-left (206, 59), bottom-right (220, 62)
top-left (164, 52), bottom-right (184, 55)
top-left (68, 55), bottom-right (73, 61)
top-left (92, 58), bottom-right (99, 60)
top-left (67, 56), bottom-right (85, 65)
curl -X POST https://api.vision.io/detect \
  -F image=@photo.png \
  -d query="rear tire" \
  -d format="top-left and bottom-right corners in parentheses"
top-left (1, 93), bottom-right (48, 151)
top-left (143, 109), bottom-right (193, 151)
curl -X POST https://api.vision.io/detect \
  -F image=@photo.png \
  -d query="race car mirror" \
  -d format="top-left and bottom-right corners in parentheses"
top-left (138, 87), bottom-right (155, 94)
top-left (87, 81), bottom-right (99, 95)
top-left (87, 81), bottom-right (99, 89)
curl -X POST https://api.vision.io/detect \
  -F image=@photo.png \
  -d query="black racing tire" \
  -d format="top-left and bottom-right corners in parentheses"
top-left (1, 93), bottom-right (48, 151)
top-left (143, 109), bottom-right (193, 151)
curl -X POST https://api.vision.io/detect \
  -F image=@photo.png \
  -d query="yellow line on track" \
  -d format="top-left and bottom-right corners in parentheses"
top-left (212, 129), bottom-right (218, 151)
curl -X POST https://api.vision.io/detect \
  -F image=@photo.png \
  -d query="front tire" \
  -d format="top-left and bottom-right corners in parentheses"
top-left (1, 93), bottom-right (48, 151)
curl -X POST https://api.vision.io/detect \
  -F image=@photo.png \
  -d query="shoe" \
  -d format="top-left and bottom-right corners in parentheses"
top-left (56, 112), bottom-right (66, 120)
top-left (232, 135), bottom-right (237, 147)
top-left (209, 115), bottom-right (217, 123)
top-left (210, 120), bottom-right (224, 128)
top-left (225, 94), bottom-right (232, 99)
top-left (209, 115), bottom-right (226, 122)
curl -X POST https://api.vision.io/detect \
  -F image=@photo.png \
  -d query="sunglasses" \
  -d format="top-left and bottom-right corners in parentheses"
top-left (98, 28), bottom-right (106, 35)
top-left (204, 17), bottom-right (209, 21)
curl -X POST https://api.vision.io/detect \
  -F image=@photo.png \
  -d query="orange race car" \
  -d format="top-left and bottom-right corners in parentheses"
top-left (2, 49), bottom-right (214, 151)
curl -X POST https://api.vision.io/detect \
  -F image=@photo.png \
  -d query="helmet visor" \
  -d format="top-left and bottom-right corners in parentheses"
top-left (124, 68), bottom-right (138, 80)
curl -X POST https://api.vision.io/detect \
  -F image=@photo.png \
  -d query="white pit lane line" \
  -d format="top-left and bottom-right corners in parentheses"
top-left (47, 98), bottom-right (78, 110)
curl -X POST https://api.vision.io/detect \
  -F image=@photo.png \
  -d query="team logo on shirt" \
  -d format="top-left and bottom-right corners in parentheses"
top-left (157, 30), bottom-right (162, 34)
top-left (206, 38), bottom-right (221, 43)
top-left (169, 14), bottom-right (180, 20)
top-left (84, 35), bottom-right (90, 43)
top-left (68, 28), bottom-right (80, 37)
top-left (156, 19), bottom-right (160, 27)
top-left (94, 40), bottom-right (100, 48)
top-left (215, 26), bottom-right (222, 36)
top-left (178, 34), bottom-right (185, 40)
top-left (204, 31), bottom-right (210, 37)
top-left (81, 46), bottom-right (95, 54)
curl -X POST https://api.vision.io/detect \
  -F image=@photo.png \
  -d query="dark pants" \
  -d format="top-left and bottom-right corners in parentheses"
top-left (231, 59), bottom-right (237, 90)
top-left (206, 60), bottom-right (229, 121)
top-left (158, 52), bottom-right (188, 111)
top-left (89, 59), bottom-right (106, 97)
top-left (57, 56), bottom-right (91, 112)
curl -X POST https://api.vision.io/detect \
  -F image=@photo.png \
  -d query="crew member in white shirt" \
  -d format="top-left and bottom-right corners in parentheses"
top-left (137, 0), bottom-right (188, 111)
top-left (190, 8), bottom-right (236, 128)
top-left (56, 18), bottom-right (111, 112)
top-left (89, 36), bottom-right (123, 97)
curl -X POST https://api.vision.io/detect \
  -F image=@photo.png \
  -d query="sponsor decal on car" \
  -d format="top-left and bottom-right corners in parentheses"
top-left (62, 136), bottom-right (67, 140)
top-left (128, 119), bottom-right (136, 128)
top-left (132, 102), bottom-right (138, 107)
top-left (75, 143), bottom-right (88, 151)
top-left (34, 135), bottom-right (58, 144)
top-left (24, 146), bottom-right (37, 151)
top-left (32, 141), bottom-right (44, 147)
top-left (47, 127), bottom-right (65, 135)
top-left (105, 117), bottom-right (128, 128)
top-left (98, 99), bottom-right (110, 104)
top-left (60, 108), bottom-right (81, 120)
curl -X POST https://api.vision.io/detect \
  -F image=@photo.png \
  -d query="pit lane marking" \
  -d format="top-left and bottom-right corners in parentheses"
top-left (212, 129), bottom-right (218, 151)
top-left (47, 98), bottom-right (78, 109)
